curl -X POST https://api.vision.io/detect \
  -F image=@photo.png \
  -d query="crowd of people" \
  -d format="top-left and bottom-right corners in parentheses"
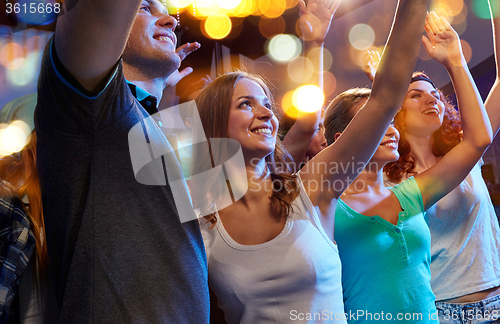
top-left (0, 0), bottom-right (499, 323)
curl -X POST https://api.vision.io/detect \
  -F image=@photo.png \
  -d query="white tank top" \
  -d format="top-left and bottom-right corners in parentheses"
top-left (200, 178), bottom-right (346, 324)
top-left (424, 162), bottom-right (500, 300)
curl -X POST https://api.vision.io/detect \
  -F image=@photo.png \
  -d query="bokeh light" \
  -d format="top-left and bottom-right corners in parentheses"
top-left (0, 121), bottom-right (30, 157)
top-left (0, 42), bottom-right (25, 70)
top-left (217, 0), bottom-right (241, 10)
top-left (293, 85), bottom-right (324, 113)
top-left (197, 0), bottom-right (221, 16)
top-left (258, 16), bottom-right (286, 39)
top-left (323, 71), bottom-right (337, 98)
top-left (281, 90), bottom-right (300, 118)
top-left (7, 50), bottom-right (40, 86)
top-left (285, 0), bottom-right (298, 9)
top-left (260, 0), bottom-right (286, 18)
top-left (349, 24), bottom-right (375, 50)
top-left (204, 14), bottom-right (232, 39)
top-left (267, 34), bottom-right (301, 63)
top-left (174, 0), bottom-right (194, 8)
top-left (287, 57), bottom-right (314, 83)
top-left (231, 0), bottom-right (257, 17)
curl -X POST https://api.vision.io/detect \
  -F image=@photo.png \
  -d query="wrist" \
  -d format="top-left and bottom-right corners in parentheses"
top-left (444, 57), bottom-right (467, 71)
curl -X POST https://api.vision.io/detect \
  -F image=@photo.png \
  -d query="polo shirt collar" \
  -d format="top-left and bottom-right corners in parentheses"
top-left (126, 80), bottom-right (158, 116)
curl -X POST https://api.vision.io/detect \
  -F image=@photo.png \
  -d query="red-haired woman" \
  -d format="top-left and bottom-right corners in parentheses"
top-left (326, 12), bottom-right (493, 323)
top-left (379, 11), bottom-right (500, 323)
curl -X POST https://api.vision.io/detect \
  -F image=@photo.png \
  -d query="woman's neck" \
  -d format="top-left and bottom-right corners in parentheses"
top-left (238, 158), bottom-right (274, 207)
top-left (343, 161), bottom-right (386, 196)
top-left (404, 132), bottom-right (441, 172)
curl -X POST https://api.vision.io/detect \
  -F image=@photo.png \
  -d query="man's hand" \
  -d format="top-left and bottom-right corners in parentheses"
top-left (166, 42), bottom-right (201, 88)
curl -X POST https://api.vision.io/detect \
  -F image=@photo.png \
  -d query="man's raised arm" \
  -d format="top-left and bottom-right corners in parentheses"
top-left (55, 0), bottom-right (142, 90)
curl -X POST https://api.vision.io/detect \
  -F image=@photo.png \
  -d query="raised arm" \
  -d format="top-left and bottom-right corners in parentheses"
top-left (281, 0), bottom-right (340, 167)
top-left (55, 0), bottom-right (143, 90)
top-left (301, 0), bottom-right (429, 201)
top-left (485, 0), bottom-right (500, 136)
top-left (415, 12), bottom-right (493, 210)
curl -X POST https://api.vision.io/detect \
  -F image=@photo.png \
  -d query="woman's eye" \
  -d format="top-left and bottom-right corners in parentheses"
top-left (411, 94), bottom-right (421, 98)
top-left (140, 6), bottom-right (150, 12)
top-left (239, 101), bottom-right (251, 108)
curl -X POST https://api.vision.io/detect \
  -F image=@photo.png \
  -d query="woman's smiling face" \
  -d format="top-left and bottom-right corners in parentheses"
top-left (402, 80), bottom-right (446, 136)
top-left (228, 78), bottom-right (279, 161)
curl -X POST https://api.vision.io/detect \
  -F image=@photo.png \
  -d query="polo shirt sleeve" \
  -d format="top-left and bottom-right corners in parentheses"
top-left (35, 36), bottom-right (136, 136)
top-left (390, 176), bottom-right (425, 214)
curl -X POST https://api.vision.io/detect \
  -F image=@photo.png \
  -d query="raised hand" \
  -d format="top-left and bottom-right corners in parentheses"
top-left (166, 42), bottom-right (201, 88)
top-left (298, 0), bottom-right (341, 43)
top-left (422, 11), bottom-right (464, 67)
top-left (363, 50), bottom-right (380, 82)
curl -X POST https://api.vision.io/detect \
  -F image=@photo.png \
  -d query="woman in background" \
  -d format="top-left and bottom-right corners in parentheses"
top-left (324, 12), bottom-right (492, 323)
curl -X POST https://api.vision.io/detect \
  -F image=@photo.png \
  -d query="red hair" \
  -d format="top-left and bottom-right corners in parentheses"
top-left (0, 131), bottom-right (48, 284)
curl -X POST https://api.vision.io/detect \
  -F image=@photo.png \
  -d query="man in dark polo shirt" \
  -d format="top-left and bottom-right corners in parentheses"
top-left (34, 0), bottom-right (209, 322)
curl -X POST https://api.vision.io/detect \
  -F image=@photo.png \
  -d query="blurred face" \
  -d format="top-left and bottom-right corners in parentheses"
top-left (305, 121), bottom-right (327, 161)
top-left (228, 78), bottom-right (279, 161)
top-left (123, 0), bottom-right (180, 75)
top-left (371, 122), bottom-right (400, 164)
top-left (402, 81), bottom-right (445, 136)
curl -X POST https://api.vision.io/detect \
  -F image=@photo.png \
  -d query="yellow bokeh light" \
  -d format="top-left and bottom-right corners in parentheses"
top-left (431, 0), bottom-right (463, 17)
top-left (349, 24), bottom-right (375, 50)
top-left (0, 122), bottom-right (29, 156)
top-left (204, 14), bottom-right (232, 39)
top-left (217, 0), bottom-right (241, 10)
top-left (287, 57), bottom-right (314, 83)
top-left (260, 0), bottom-right (286, 18)
top-left (268, 34), bottom-right (301, 63)
top-left (0, 42), bottom-right (25, 70)
top-left (231, 0), bottom-right (256, 17)
top-left (430, 3), bottom-right (452, 21)
top-left (285, 0), bottom-right (299, 9)
top-left (197, 0), bottom-right (221, 16)
top-left (282, 90), bottom-right (300, 118)
top-left (293, 85), bottom-right (324, 113)
top-left (173, 0), bottom-right (194, 8)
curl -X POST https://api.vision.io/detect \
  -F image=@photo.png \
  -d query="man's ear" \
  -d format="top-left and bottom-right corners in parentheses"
top-left (334, 132), bottom-right (342, 141)
top-left (184, 117), bottom-right (192, 129)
